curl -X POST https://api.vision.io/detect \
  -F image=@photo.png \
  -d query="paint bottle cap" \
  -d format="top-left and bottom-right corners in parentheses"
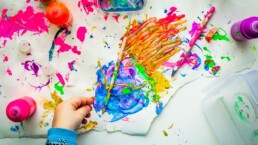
top-left (18, 40), bottom-right (31, 53)
top-left (42, 63), bottom-right (55, 76)
top-left (240, 17), bottom-right (258, 39)
top-left (46, 2), bottom-right (72, 27)
top-left (6, 97), bottom-right (37, 122)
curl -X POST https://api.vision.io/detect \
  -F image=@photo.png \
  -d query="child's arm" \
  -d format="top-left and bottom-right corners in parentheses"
top-left (46, 97), bottom-right (94, 145)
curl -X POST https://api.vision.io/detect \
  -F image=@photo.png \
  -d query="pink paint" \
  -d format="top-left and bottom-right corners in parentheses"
top-left (26, 0), bottom-right (31, 3)
top-left (56, 72), bottom-right (65, 86)
top-left (21, 60), bottom-right (41, 77)
top-left (0, 6), bottom-right (49, 40)
top-left (6, 96), bottom-right (37, 122)
top-left (112, 14), bottom-right (119, 22)
top-left (189, 22), bottom-right (200, 37)
top-left (3, 55), bottom-right (8, 63)
top-left (162, 53), bottom-right (201, 69)
top-left (6, 68), bottom-right (12, 76)
top-left (104, 13), bottom-right (109, 21)
top-left (65, 73), bottom-right (70, 82)
top-left (77, 26), bottom-right (87, 43)
top-left (78, 0), bottom-right (95, 15)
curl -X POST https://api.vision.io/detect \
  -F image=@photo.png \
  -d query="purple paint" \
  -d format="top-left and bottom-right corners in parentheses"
top-left (21, 60), bottom-right (41, 77)
top-left (29, 78), bottom-right (51, 91)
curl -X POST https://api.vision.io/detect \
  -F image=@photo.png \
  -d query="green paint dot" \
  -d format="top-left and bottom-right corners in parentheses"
top-left (221, 56), bottom-right (231, 61)
top-left (122, 88), bottom-right (131, 95)
top-left (252, 46), bottom-right (257, 51)
top-left (203, 46), bottom-right (211, 54)
top-left (212, 28), bottom-right (231, 42)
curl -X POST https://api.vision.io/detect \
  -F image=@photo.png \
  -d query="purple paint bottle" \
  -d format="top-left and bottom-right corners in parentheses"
top-left (231, 17), bottom-right (258, 41)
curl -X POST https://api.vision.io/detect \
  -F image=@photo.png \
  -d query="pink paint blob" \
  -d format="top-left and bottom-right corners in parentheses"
top-left (6, 96), bottom-right (37, 122)
top-left (6, 68), bottom-right (12, 76)
top-left (112, 14), bottom-right (119, 22)
top-left (78, 0), bottom-right (95, 15)
top-left (3, 55), bottom-right (8, 63)
top-left (189, 22), bottom-right (200, 37)
top-left (77, 26), bottom-right (87, 43)
top-left (104, 13), bottom-right (109, 21)
top-left (56, 72), bottom-right (65, 86)
top-left (0, 6), bottom-right (49, 40)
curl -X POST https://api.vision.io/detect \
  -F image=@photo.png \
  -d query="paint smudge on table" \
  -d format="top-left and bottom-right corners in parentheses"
top-left (78, 121), bottom-right (98, 133)
top-left (204, 54), bottom-right (220, 76)
top-left (0, 6), bottom-right (48, 43)
top-left (221, 56), bottom-right (231, 61)
top-left (40, 91), bottom-right (63, 127)
top-left (54, 82), bottom-right (64, 95)
top-left (163, 130), bottom-right (168, 136)
top-left (77, 26), bottom-right (87, 43)
top-left (68, 60), bottom-right (78, 72)
top-left (56, 72), bottom-right (66, 86)
top-left (211, 28), bottom-right (231, 42)
top-left (78, 0), bottom-right (95, 15)
top-left (29, 78), bottom-right (51, 91)
top-left (21, 60), bottom-right (41, 77)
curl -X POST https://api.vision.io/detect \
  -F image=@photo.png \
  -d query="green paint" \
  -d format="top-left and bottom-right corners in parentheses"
top-left (203, 46), bottom-right (211, 54)
top-left (252, 46), bottom-right (257, 51)
top-left (122, 88), bottom-right (131, 95)
top-left (212, 28), bottom-right (231, 42)
top-left (234, 95), bottom-right (249, 123)
top-left (254, 131), bottom-right (258, 137)
top-left (54, 82), bottom-right (64, 95)
top-left (150, 6), bottom-right (152, 9)
top-left (221, 56), bottom-right (231, 61)
top-left (205, 55), bottom-right (216, 67)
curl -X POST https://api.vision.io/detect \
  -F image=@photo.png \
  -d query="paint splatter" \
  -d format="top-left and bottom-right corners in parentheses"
top-left (3, 55), bottom-right (8, 63)
top-left (78, 0), bottom-right (95, 15)
top-left (68, 60), bottom-right (78, 72)
top-left (6, 68), bottom-right (12, 76)
top-left (49, 28), bottom-right (65, 61)
top-left (203, 46), bottom-right (211, 54)
top-left (78, 121), bottom-right (98, 133)
top-left (204, 55), bottom-right (220, 76)
top-left (221, 56), bottom-right (231, 61)
top-left (0, 6), bottom-right (48, 40)
top-left (189, 22), bottom-right (200, 37)
top-left (77, 26), bottom-right (87, 43)
top-left (212, 28), bottom-right (231, 42)
top-left (54, 82), bottom-right (64, 95)
top-left (29, 79), bottom-right (51, 91)
top-left (21, 60), bottom-right (41, 77)
top-left (163, 130), bottom-right (168, 136)
top-left (234, 95), bottom-right (253, 123)
top-left (103, 40), bottom-right (111, 49)
top-left (156, 102), bottom-right (163, 115)
top-left (94, 58), bottom-right (150, 122)
top-left (112, 13), bottom-right (120, 22)
top-left (123, 7), bottom-right (187, 75)
top-left (56, 72), bottom-right (65, 86)
top-left (252, 46), bottom-right (257, 51)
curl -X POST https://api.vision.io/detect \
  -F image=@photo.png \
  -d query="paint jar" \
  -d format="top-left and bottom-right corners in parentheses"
top-left (46, 2), bottom-right (73, 28)
top-left (6, 96), bottom-right (37, 122)
top-left (40, 0), bottom-right (56, 5)
top-left (231, 16), bottom-right (258, 41)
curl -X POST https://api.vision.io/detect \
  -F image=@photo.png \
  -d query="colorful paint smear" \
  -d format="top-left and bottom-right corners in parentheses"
top-left (122, 7), bottom-right (187, 75)
top-left (56, 72), bottom-right (65, 86)
top-left (94, 58), bottom-right (150, 122)
top-left (234, 95), bottom-right (252, 123)
top-left (0, 6), bottom-right (48, 41)
top-left (68, 60), bottom-right (78, 72)
top-left (221, 56), bottom-right (231, 61)
top-left (204, 55), bottom-right (220, 76)
top-left (21, 60), bottom-right (41, 77)
top-left (29, 79), bottom-right (51, 91)
top-left (212, 28), bottom-right (231, 42)
top-left (54, 82), bottom-right (64, 95)
top-left (99, 0), bottom-right (144, 12)
top-left (78, 121), bottom-right (98, 133)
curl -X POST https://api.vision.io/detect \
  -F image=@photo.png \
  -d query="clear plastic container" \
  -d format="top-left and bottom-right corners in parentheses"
top-left (202, 70), bottom-right (258, 145)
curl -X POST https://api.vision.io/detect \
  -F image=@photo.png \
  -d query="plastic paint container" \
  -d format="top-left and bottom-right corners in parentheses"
top-left (6, 96), bottom-right (37, 122)
top-left (231, 17), bottom-right (258, 41)
top-left (46, 2), bottom-right (73, 28)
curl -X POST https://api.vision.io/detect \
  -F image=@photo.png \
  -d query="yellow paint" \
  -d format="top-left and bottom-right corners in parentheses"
top-left (90, 26), bottom-right (97, 32)
top-left (168, 123), bottom-right (174, 129)
top-left (78, 121), bottom-right (98, 133)
top-left (152, 71), bottom-right (171, 93)
top-left (86, 88), bottom-right (92, 91)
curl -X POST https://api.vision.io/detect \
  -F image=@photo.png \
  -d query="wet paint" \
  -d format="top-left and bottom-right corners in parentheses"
top-left (122, 7), bottom-right (187, 75)
top-left (78, 121), bottom-right (97, 132)
top-left (54, 82), bottom-right (64, 95)
top-left (163, 130), bottom-right (168, 136)
top-left (56, 72), bottom-right (65, 86)
top-left (252, 46), bottom-right (257, 51)
top-left (189, 22), bottom-right (200, 37)
top-left (21, 60), bottom-right (41, 77)
top-left (49, 28), bottom-right (65, 61)
top-left (212, 28), bottom-right (231, 42)
top-left (6, 68), bottom-right (12, 76)
top-left (68, 60), bottom-right (78, 72)
top-left (78, 0), bottom-right (95, 15)
top-left (99, 0), bottom-right (144, 12)
top-left (156, 101), bottom-right (163, 115)
top-left (0, 6), bottom-right (48, 42)
top-left (77, 26), bottom-right (87, 43)
top-left (204, 55), bottom-right (220, 76)
top-left (203, 46), bottom-right (211, 54)
top-left (221, 56), bottom-right (231, 61)
top-left (234, 95), bottom-right (251, 123)
top-left (29, 79), bottom-right (51, 91)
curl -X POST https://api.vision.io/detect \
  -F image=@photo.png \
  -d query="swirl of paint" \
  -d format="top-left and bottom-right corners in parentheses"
top-left (94, 58), bottom-right (150, 122)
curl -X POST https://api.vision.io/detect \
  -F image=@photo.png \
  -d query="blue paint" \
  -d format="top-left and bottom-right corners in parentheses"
top-left (99, 0), bottom-right (144, 12)
top-left (180, 73), bottom-right (187, 77)
top-left (94, 58), bottom-right (149, 122)
top-left (164, 9), bottom-right (168, 14)
top-left (49, 28), bottom-right (65, 61)
top-left (156, 101), bottom-right (163, 115)
top-left (90, 34), bottom-right (94, 38)
top-left (10, 125), bottom-right (19, 132)
top-left (102, 27), bottom-right (107, 30)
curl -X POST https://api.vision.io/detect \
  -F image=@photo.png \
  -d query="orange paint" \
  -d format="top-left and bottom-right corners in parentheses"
top-left (46, 2), bottom-right (73, 28)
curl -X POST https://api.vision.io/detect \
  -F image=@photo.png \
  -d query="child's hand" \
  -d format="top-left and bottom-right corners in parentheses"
top-left (52, 97), bottom-right (94, 130)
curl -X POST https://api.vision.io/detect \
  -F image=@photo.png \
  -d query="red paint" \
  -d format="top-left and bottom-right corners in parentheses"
top-left (6, 96), bottom-right (37, 122)
top-left (6, 68), bottom-right (12, 76)
top-left (112, 14), bottom-right (119, 22)
top-left (104, 13), bottom-right (109, 20)
top-left (46, 2), bottom-right (73, 28)
top-left (3, 55), bottom-right (8, 63)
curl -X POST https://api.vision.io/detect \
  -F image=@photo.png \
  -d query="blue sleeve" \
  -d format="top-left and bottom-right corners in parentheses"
top-left (46, 128), bottom-right (77, 145)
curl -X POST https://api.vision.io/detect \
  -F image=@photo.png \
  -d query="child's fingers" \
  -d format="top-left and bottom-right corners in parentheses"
top-left (77, 105), bottom-right (91, 117)
top-left (85, 113), bottom-right (91, 118)
top-left (82, 118), bottom-right (87, 124)
top-left (67, 97), bottom-right (94, 109)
